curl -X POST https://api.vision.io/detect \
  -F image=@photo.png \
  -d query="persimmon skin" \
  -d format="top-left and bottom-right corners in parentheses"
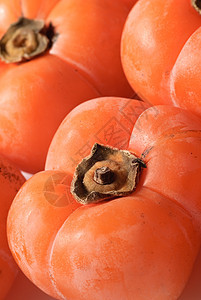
top-left (7, 173), bottom-right (201, 300)
top-left (50, 189), bottom-right (199, 300)
top-left (121, 0), bottom-right (201, 113)
top-left (45, 97), bottom-right (150, 174)
top-left (170, 27), bottom-right (201, 117)
top-left (0, 0), bottom-right (134, 174)
top-left (0, 156), bottom-right (25, 300)
top-left (121, 0), bottom-right (138, 10)
top-left (8, 97), bottom-right (201, 299)
top-left (7, 170), bottom-right (81, 299)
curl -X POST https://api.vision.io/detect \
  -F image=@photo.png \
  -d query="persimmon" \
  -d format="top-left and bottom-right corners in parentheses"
top-left (0, 156), bottom-right (25, 300)
top-left (0, 0), bottom-right (134, 174)
top-left (122, 0), bottom-right (138, 10)
top-left (7, 97), bottom-right (201, 299)
top-left (121, 0), bottom-right (201, 117)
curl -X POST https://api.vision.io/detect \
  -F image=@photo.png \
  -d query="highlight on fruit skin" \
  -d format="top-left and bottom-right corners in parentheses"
top-left (0, 155), bottom-right (25, 300)
top-left (7, 96), bottom-right (201, 300)
top-left (121, 0), bottom-right (201, 118)
top-left (0, 0), bottom-right (134, 174)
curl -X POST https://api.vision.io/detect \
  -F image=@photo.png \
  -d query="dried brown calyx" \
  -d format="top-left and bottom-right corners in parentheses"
top-left (192, 0), bottom-right (201, 14)
top-left (0, 17), bottom-right (56, 63)
top-left (71, 143), bottom-right (146, 204)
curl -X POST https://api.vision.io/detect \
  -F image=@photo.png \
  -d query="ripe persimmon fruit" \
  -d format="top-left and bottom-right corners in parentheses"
top-left (121, 0), bottom-right (201, 118)
top-left (0, 0), bottom-right (134, 173)
top-left (7, 97), bottom-right (201, 299)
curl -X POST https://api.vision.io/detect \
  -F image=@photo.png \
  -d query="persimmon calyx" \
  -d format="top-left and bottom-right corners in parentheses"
top-left (71, 143), bottom-right (146, 204)
top-left (192, 0), bottom-right (201, 14)
top-left (0, 17), bottom-right (55, 63)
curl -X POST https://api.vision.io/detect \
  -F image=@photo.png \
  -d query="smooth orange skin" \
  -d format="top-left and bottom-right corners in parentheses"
top-left (0, 0), bottom-right (134, 174)
top-left (7, 170), bottom-right (81, 299)
top-left (121, 0), bottom-right (138, 10)
top-left (0, 156), bottom-right (25, 300)
top-left (7, 97), bottom-right (201, 299)
top-left (121, 0), bottom-right (201, 115)
top-left (45, 97), bottom-right (149, 174)
top-left (5, 261), bottom-right (201, 300)
top-left (50, 189), bottom-right (199, 300)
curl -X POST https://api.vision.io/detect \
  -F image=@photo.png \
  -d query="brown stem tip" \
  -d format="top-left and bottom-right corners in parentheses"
top-left (192, 0), bottom-right (201, 14)
top-left (94, 166), bottom-right (115, 185)
top-left (0, 17), bottom-right (56, 63)
top-left (71, 143), bottom-right (146, 205)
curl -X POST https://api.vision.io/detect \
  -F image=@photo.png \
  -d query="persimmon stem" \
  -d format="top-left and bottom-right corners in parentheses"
top-left (94, 167), bottom-right (115, 185)
top-left (192, 0), bottom-right (201, 14)
top-left (0, 17), bottom-right (56, 63)
top-left (71, 143), bottom-right (146, 204)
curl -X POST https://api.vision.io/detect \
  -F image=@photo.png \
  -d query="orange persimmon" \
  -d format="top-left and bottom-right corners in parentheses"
top-left (0, 0), bottom-right (134, 174)
top-left (121, 0), bottom-right (201, 117)
top-left (7, 97), bottom-right (201, 299)
top-left (122, 0), bottom-right (138, 10)
top-left (0, 156), bottom-right (25, 300)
